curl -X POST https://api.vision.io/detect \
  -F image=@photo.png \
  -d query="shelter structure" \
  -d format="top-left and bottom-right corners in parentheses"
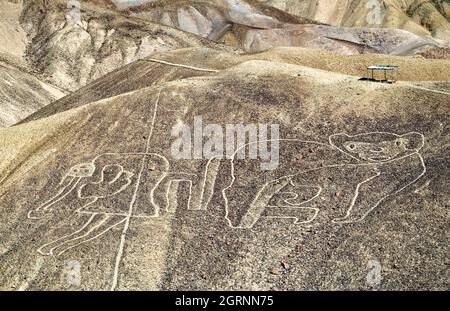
top-left (366, 65), bottom-right (399, 83)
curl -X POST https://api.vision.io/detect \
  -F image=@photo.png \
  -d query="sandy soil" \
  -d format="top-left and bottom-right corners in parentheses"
top-left (0, 1), bottom-right (449, 292)
top-left (0, 0), bottom-right (27, 60)
top-left (0, 47), bottom-right (448, 290)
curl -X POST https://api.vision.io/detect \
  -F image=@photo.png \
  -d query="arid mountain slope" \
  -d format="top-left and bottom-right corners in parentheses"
top-left (245, 47), bottom-right (450, 80)
top-left (0, 0), bottom-right (27, 60)
top-left (0, 53), bottom-right (65, 127)
top-left (0, 1), bottom-right (66, 127)
top-left (20, 0), bottom-right (232, 91)
top-left (104, 0), bottom-right (448, 55)
top-left (0, 48), bottom-right (448, 290)
top-left (20, 46), bottom-right (450, 124)
top-left (0, 0), bottom-right (230, 127)
top-left (13, 0), bottom-right (448, 97)
top-left (259, 0), bottom-right (450, 40)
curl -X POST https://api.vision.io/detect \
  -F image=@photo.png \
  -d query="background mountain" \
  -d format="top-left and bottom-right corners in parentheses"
top-left (0, 0), bottom-right (230, 126)
top-left (259, 0), bottom-right (450, 40)
top-left (0, 1), bottom-right (65, 127)
top-left (103, 0), bottom-right (448, 55)
top-left (0, 0), bottom-right (27, 60)
top-left (0, 53), bottom-right (65, 127)
top-left (20, 0), bottom-right (231, 91)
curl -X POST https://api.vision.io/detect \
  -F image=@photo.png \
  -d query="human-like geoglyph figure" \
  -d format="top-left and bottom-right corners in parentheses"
top-left (223, 132), bottom-right (426, 228)
top-left (29, 152), bottom-right (220, 256)
top-left (28, 153), bottom-right (169, 256)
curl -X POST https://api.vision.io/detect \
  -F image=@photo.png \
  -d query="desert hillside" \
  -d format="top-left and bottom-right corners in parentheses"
top-left (1, 0), bottom-right (445, 127)
top-left (0, 53), bottom-right (65, 127)
top-left (1, 47), bottom-right (449, 290)
top-left (20, 0), bottom-right (231, 91)
top-left (0, 0), bottom-right (448, 292)
top-left (108, 0), bottom-right (448, 55)
top-left (259, 0), bottom-right (450, 41)
top-left (0, 0), bottom-right (231, 126)
top-left (0, 0), bottom-right (67, 127)
top-left (0, 0), bottom-right (27, 60)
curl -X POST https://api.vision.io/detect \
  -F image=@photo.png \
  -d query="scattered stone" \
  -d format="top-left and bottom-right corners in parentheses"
top-left (270, 268), bottom-right (281, 275)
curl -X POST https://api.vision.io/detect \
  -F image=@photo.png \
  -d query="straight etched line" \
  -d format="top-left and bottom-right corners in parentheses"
top-left (142, 59), bottom-right (219, 73)
top-left (110, 89), bottom-right (162, 291)
top-left (406, 84), bottom-right (450, 96)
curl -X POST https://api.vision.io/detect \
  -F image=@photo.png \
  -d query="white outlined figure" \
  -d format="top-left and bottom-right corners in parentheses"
top-left (222, 132), bottom-right (426, 228)
top-left (28, 90), bottom-right (221, 289)
top-left (153, 159), bottom-right (220, 214)
top-left (78, 164), bottom-right (134, 200)
top-left (264, 182), bottom-right (322, 225)
top-left (158, 173), bottom-right (199, 214)
top-left (29, 89), bottom-right (165, 290)
top-left (29, 152), bottom-right (170, 256)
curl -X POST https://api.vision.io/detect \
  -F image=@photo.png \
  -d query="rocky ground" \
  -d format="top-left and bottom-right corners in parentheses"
top-left (0, 47), bottom-right (449, 290)
top-left (0, 0), bottom-right (449, 291)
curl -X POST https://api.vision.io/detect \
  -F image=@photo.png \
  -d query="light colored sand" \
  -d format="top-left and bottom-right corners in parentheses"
top-left (0, 0), bottom-right (27, 60)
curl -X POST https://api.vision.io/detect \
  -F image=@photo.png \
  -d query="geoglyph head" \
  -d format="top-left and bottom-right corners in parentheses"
top-left (66, 162), bottom-right (96, 178)
top-left (329, 132), bottom-right (424, 163)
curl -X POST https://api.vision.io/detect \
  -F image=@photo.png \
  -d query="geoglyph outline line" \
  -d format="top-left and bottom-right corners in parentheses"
top-left (37, 213), bottom-right (97, 256)
top-left (28, 177), bottom-right (81, 219)
top-left (222, 132), bottom-right (426, 229)
top-left (142, 59), bottom-right (219, 73)
top-left (56, 217), bottom-right (127, 257)
top-left (39, 213), bottom-right (108, 256)
top-left (28, 90), bottom-right (167, 291)
top-left (332, 154), bottom-right (427, 224)
top-left (221, 138), bottom-right (330, 229)
top-left (265, 183), bottom-right (323, 224)
top-left (29, 109), bottom-right (428, 289)
top-left (165, 179), bottom-right (194, 213)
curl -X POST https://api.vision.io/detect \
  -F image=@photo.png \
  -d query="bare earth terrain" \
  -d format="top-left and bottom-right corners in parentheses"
top-left (112, 0), bottom-right (449, 55)
top-left (0, 0), bottom-right (448, 291)
top-left (0, 54), bottom-right (65, 127)
top-left (259, 0), bottom-right (450, 41)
